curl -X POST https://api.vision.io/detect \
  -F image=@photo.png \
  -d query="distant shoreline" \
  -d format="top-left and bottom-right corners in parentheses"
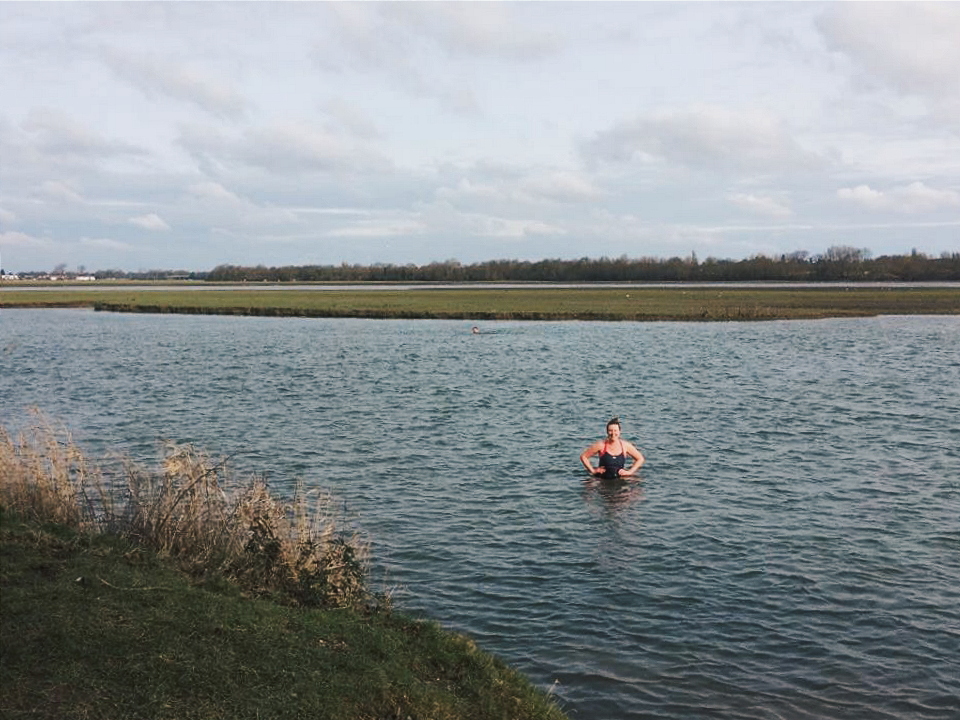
top-left (4, 280), bottom-right (960, 292)
top-left (3, 285), bottom-right (959, 321)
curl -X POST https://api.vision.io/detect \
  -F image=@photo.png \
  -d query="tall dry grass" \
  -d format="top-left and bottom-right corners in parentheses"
top-left (1, 417), bottom-right (374, 609)
top-left (0, 417), bottom-right (110, 530)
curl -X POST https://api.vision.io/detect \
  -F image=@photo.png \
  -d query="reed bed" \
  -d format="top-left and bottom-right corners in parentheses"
top-left (0, 417), bottom-right (373, 609)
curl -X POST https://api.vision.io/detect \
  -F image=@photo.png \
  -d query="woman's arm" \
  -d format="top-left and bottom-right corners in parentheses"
top-left (620, 442), bottom-right (645, 476)
top-left (580, 441), bottom-right (603, 474)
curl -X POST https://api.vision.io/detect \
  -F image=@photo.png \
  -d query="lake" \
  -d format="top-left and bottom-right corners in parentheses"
top-left (2, 309), bottom-right (958, 719)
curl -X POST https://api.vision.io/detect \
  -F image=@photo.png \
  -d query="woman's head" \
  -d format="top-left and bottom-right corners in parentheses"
top-left (606, 416), bottom-right (621, 438)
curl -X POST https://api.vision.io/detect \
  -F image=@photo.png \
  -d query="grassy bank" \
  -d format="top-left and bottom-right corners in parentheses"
top-left (2, 285), bottom-right (959, 320)
top-left (1, 421), bottom-right (567, 720)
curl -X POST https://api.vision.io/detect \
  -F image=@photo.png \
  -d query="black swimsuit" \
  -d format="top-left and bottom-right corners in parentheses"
top-left (598, 440), bottom-right (626, 479)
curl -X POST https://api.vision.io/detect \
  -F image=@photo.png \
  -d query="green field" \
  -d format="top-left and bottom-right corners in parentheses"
top-left (2, 284), bottom-right (959, 321)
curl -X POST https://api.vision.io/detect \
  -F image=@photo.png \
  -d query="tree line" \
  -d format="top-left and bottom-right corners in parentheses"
top-left (11, 247), bottom-right (957, 283)
top-left (207, 247), bottom-right (960, 283)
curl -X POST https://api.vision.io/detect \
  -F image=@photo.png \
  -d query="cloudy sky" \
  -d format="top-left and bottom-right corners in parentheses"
top-left (1, 2), bottom-right (958, 273)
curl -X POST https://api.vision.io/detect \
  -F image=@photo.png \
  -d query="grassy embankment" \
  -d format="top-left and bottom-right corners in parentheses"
top-left (2, 284), bottom-right (960, 320)
top-left (0, 421), bottom-right (568, 720)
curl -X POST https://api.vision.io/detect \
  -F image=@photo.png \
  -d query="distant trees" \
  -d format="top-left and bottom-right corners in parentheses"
top-left (15, 248), bottom-right (959, 283)
top-left (91, 269), bottom-right (209, 281)
top-left (206, 248), bottom-right (960, 283)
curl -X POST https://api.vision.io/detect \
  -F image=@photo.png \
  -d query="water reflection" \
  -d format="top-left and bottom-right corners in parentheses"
top-left (580, 476), bottom-right (645, 515)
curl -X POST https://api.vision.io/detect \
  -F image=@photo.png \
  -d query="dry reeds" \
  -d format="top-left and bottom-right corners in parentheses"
top-left (1, 416), bottom-right (373, 609)
top-left (0, 417), bottom-right (108, 530)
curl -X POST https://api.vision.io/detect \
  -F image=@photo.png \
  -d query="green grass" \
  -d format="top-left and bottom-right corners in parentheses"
top-left (2, 285), bottom-right (960, 320)
top-left (1, 514), bottom-right (567, 720)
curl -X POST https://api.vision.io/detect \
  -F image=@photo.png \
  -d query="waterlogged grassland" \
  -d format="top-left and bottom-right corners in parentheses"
top-left (2, 285), bottom-right (960, 320)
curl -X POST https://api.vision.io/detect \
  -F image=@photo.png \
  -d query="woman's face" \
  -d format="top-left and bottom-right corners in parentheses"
top-left (606, 423), bottom-right (621, 441)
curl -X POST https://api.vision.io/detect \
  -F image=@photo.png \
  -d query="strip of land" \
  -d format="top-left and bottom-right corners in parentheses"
top-left (2, 285), bottom-right (959, 321)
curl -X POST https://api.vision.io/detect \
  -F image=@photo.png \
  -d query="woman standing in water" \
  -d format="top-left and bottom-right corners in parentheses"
top-left (580, 417), bottom-right (645, 478)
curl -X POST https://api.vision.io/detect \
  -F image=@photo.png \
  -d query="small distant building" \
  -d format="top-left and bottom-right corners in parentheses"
top-left (1, 272), bottom-right (19, 281)
top-left (75, 275), bottom-right (97, 281)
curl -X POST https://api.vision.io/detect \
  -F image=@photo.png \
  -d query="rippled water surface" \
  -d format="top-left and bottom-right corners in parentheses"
top-left (3, 309), bottom-right (959, 719)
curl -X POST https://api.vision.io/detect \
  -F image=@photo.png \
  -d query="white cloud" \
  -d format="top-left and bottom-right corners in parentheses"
top-left (240, 123), bottom-right (349, 172)
top-left (436, 178), bottom-right (508, 205)
top-left (179, 181), bottom-right (300, 232)
top-left (836, 185), bottom-right (884, 209)
top-left (434, 166), bottom-right (603, 214)
top-left (583, 105), bottom-right (824, 175)
top-left (21, 108), bottom-right (145, 160)
top-left (383, 2), bottom-right (562, 61)
top-left (103, 48), bottom-right (247, 119)
top-left (237, 122), bottom-right (390, 175)
top-left (521, 171), bottom-right (604, 204)
top-left (438, 208), bottom-right (564, 240)
top-left (322, 98), bottom-right (382, 141)
top-left (728, 193), bottom-right (794, 219)
top-left (174, 120), bottom-right (391, 181)
top-left (315, 5), bottom-right (476, 116)
top-left (286, 206), bottom-right (370, 217)
top-left (79, 236), bottom-right (134, 251)
top-left (327, 217), bottom-right (426, 239)
top-left (316, 3), bottom-right (560, 116)
top-left (817, 3), bottom-right (960, 121)
top-left (40, 180), bottom-right (83, 203)
top-left (322, 2), bottom-right (561, 70)
top-left (469, 215), bottom-right (562, 239)
top-left (129, 213), bottom-right (170, 231)
top-left (0, 230), bottom-right (54, 249)
top-left (0, 208), bottom-right (18, 225)
top-left (837, 182), bottom-right (960, 214)
top-left (189, 181), bottom-right (242, 204)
